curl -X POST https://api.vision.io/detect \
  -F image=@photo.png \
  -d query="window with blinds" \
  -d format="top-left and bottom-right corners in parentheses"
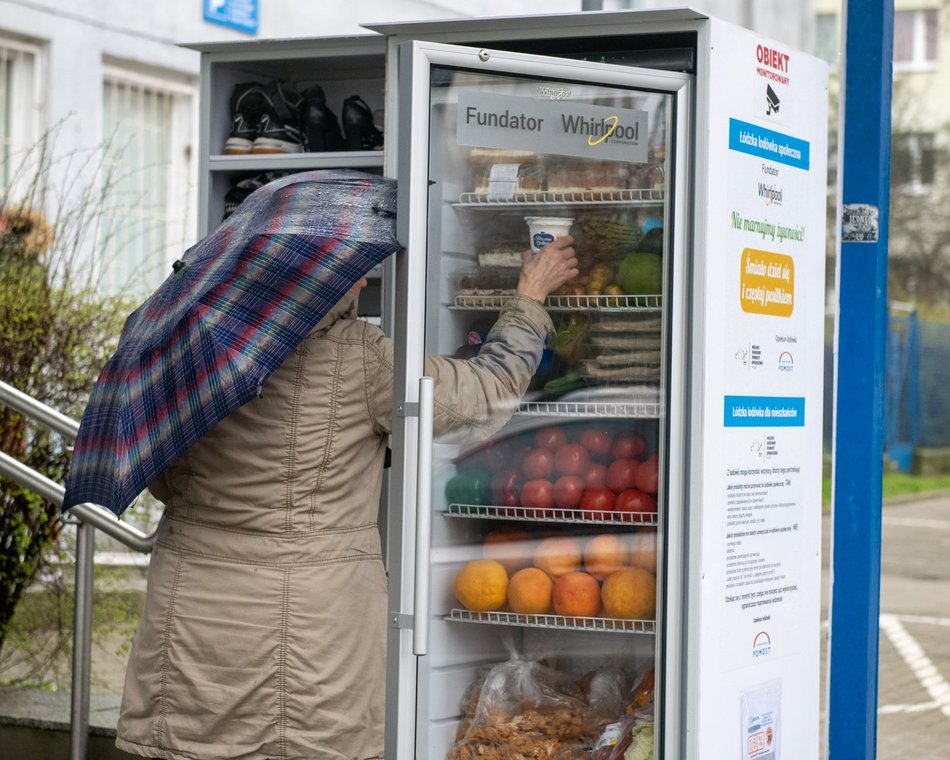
top-left (894, 9), bottom-right (939, 70)
top-left (100, 68), bottom-right (194, 298)
top-left (0, 39), bottom-right (40, 191)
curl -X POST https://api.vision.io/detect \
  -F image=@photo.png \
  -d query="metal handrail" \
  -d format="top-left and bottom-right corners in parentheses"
top-left (0, 379), bottom-right (158, 760)
top-left (0, 379), bottom-right (81, 441)
top-left (0, 451), bottom-right (155, 552)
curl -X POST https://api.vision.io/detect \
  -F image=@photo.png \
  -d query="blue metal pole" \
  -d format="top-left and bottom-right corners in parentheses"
top-left (828, 0), bottom-right (893, 757)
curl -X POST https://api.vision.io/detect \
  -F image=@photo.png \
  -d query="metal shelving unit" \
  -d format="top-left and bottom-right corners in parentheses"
top-left (188, 34), bottom-right (387, 237)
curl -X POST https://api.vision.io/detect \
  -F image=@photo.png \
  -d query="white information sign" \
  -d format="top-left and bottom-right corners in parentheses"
top-left (695, 19), bottom-right (828, 760)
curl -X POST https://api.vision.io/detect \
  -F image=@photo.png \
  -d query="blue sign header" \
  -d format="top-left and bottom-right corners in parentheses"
top-left (724, 395), bottom-right (805, 427)
top-left (203, 0), bottom-right (258, 35)
top-left (729, 118), bottom-right (810, 170)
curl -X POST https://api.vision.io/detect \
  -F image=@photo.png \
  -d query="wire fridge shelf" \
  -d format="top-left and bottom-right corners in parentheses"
top-left (447, 608), bottom-right (656, 634)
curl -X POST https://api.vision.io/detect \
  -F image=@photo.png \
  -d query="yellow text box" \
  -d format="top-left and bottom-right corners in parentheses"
top-left (739, 248), bottom-right (794, 317)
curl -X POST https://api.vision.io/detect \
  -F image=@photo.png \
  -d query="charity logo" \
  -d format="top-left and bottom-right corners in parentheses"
top-left (735, 343), bottom-right (764, 370)
top-left (752, 630), bottom-right (772, 657)
top-left (778, 351), bottom-right (794, 372)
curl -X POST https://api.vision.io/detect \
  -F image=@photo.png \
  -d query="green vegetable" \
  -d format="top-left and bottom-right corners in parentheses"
top-left (544, 371), bottom-right (587, 395)
top-left (617, 252), bottom-right (663, 295)
top-left (624, 721), bottom-right (654, 760)
top-left (550, 318), bottom-right (588, 362)
top-left (444, 468), bottom-right (492, 505)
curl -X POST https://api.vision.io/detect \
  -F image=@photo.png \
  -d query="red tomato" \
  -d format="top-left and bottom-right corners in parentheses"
top-left (612, 431), bottom-right (649, 460)
top-left (553, 475), bottom-right (585, 509)
top-left (496, 438), bottom-right (531, 468)
top-left (635, 453), bottom-right (660, 495)
top-left (534, 425), bottom-right (568, 451)
top-left (579, 427), bottom-right (613, 457)
top-left (580, 487), bottom-right (616, 520)
top-left (554, 443), bottom-right (590, 476)
top-left (475, 442), bottom-right (508, 470)
top-left (615, 489), bottom-right (657, 520)
top-left (522, 447), bottom-right (554, 480)
top-left (490, 468), bottom-right (522, 507)
top-left (520, 479), bottom-right (554, 511)
top-left (583, 462), bottom-right (608, 489)
top-left (606, 458), bottom-right (640, 493)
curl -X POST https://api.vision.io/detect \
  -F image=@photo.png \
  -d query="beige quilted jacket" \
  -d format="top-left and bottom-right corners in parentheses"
top-left (115, 294), bottom-right (552, 760)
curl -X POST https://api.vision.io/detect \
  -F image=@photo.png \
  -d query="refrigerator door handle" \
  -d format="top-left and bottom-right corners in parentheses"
top-left (412, 375), bottom-right (435, 656)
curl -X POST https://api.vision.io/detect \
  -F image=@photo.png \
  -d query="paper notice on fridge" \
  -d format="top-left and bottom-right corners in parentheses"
top-left (741, 680), bottom-right (781, 760)
top-left (486, 163), bottom-right (520, 198)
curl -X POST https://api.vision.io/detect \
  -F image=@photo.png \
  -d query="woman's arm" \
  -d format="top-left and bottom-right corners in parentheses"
top-left (366, 236), bottom-right (577, 440)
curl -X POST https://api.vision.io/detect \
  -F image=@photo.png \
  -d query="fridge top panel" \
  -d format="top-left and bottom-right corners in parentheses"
top-left (372, 11), bottom-right (701, 74)
top-left (364, 7), bottom-right (708, 37)
top-left (182, 32), bottom-right (384, 56)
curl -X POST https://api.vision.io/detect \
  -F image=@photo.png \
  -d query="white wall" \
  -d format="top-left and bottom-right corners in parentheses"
top-left (0, 0), bottom-right (588, 243)
top-left (0, 0), bottom-right (207, 254)
top-left (0, 0), bottom-right (812, 279)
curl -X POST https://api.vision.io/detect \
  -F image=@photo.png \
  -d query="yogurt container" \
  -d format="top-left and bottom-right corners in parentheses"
top-left (525, 216), bottom-right (573, 253)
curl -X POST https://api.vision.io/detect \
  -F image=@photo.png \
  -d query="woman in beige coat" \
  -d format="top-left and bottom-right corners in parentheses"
top-left (115, 235), bottom-right (577, 760)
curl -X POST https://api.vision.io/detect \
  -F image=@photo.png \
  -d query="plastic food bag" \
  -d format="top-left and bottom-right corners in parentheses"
top-left (591, 714), bottom-right (637, 760)
top-left (581, 662), bottom-right (634, 734)
top-left (447, 650), bottom-right (593, 759)
top-left (588, 663), bottom-right (656, 760)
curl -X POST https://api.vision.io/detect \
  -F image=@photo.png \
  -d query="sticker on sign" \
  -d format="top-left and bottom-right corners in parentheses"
top-left (842, 203), bottom-right (879, 243)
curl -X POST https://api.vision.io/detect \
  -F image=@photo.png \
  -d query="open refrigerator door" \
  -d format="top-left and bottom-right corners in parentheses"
top-left (389, 40), bottom-right (692, 759)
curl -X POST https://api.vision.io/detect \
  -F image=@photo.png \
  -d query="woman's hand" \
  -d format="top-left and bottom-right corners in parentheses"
top-left (516, 235), bottom-right (579, 303)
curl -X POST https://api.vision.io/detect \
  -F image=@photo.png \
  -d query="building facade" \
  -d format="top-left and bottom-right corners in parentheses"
top-left (0, 0), bottom-right (813, 297)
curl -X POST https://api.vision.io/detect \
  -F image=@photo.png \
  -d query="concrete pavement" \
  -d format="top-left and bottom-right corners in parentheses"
top-left (822, 492), bottom-right (950, 759)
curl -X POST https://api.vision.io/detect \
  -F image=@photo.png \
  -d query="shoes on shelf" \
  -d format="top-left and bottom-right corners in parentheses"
top-left (342, 95), bottom-right (384, 151)
top-left (223, 171), bottom-right (296, 220)
top-left (224, 81), bottom-right (382, 155)
top-left (251, 81), bottom-right (304, 154)
top-left (300, 84), bottom-right (345, 152)
top-left (223, 82), bottom-right (270, 155)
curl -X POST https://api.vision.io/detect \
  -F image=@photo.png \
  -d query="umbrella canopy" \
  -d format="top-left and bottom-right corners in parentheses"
top-left (63, 169), bottom-right (400, 516)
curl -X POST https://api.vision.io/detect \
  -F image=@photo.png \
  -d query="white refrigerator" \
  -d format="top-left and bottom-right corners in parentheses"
top-left (379, 15), bottom-right (829, 760)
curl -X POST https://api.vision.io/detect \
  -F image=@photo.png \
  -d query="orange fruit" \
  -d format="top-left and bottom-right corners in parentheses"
top-left (483, 527), bottom-right (533, 575)
top-left (601, 567), bottom-right (656, 620)
top-left (453, 559), bottom-right (509, 611)
top-left (629, 529), bottom-right (657, 574)
top-left (552, 571), bottom-right (601, 618)
top-left (533, 536), bottom-right (582, 579)
top-left (507, 567), bottom-right (554, 614)
top-left (583, 533), bottom-right (628, 580)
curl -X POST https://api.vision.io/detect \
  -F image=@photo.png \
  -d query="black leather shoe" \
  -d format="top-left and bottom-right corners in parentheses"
top-left (224, 82), bottom-right (268, 154)
top-left (342, 95), bottom-right (383, 151)
top-left (251, 81), bottom-right (304, 154)
top-left (300, 85), bottom-right (345, 152)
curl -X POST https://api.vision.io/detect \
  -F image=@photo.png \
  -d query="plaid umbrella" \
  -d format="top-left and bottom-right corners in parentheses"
top-left (63, 169), bottom-right (400, 516)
